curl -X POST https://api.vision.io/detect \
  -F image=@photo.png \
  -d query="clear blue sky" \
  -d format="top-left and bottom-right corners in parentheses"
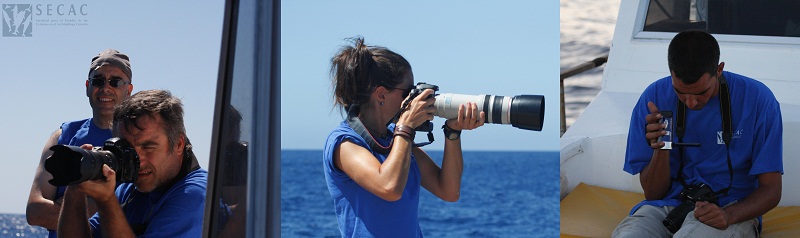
top-left (280, 1), bottom-right (560, 151)
top-left (0, 0), bottom-right (223, 214)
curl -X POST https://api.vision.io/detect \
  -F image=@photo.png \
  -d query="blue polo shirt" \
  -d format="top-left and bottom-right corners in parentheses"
top-left (624, 71), bottom-right (783, 215)
top-left (88, 169), bottom-right (207, 237)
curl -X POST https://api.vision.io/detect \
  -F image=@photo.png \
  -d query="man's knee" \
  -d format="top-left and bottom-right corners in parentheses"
top-left (673, 211), bottom-right (758, 238)
top-left (612, 205), bottom-right (673, 238)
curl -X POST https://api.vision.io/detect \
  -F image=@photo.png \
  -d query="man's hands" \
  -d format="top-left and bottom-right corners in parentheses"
top-left (694, 201), bottom-right (730, 230)
top-left (645, 102), bottom-right (667, 149)
top-left (71, 144), bottom-right (117, 204)
top-left (639, 102), bottom-right (673, 200)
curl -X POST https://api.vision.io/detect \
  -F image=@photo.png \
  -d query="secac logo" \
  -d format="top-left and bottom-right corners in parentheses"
top-left (2, 4), bottom-right (33, 37)
top-left (3, 3), bottom-right (89, 37)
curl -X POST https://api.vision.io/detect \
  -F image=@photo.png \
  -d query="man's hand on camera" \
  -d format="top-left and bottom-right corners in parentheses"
top-left (74, 164), bottom-right (117, 204)
top-left (694, 201), bottom-right (730, 230)
top-left (445, 102), bottom-right (484, 131)
top-left (645, 102), bottom-right (667, 149)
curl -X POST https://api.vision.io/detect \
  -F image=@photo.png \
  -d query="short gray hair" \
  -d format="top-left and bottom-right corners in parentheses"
top-left (112, 89), bottom-right (186, 151)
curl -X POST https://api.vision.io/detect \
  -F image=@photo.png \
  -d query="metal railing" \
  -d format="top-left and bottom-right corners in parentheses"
top-left (560, 54), bottom-right (609, 137)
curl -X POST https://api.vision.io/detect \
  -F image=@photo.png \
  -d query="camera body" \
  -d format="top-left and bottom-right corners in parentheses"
top-left (405, 82), bottom-right (440, 132)
top-left (662, 183), bottom-right (719, 233)
top-left (45, 137), bottom-right (140, 186)
top-left (408, 82), bottom-right (439, 99)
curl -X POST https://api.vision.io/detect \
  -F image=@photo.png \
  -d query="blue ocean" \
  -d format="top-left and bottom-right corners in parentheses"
top-left (0, 214), bottom-right (46, 237)
top-left (281, 150), bottom-right (560, 237)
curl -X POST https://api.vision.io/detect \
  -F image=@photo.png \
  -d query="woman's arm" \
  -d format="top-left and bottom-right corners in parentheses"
top-left (419, 102), bottom-right (484, 202)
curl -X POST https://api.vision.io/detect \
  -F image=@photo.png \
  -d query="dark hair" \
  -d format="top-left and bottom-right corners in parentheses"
top-left (331, 37), bottom-right (412, 112)
top-left (667, 30), bottom-right (720, 84)
top-left (112, 89), bottom-right (187, 151)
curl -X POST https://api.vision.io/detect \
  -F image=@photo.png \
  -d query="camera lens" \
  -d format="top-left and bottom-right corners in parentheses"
top-left (433, 93), bottom-right (545, 131)
top-left (662, 200), bottom-right (695, 233)
top-left (45, 145), bottom-right (115, 186)
top-left (44, 137), bottom-right (139, 186)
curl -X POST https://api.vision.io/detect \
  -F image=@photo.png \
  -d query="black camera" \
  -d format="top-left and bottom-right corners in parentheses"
top-left (44, 137), bottom-right (140, 186)
top-left (406, 82), bottom-right (546, 131)
top-left (662, 183), bottom-right (719, 233)
top-left (405, 82), bottom-right (440, 132)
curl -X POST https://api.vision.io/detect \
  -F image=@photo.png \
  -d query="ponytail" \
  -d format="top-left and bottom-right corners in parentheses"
top-left (330, 37), bottom-right (412, 113)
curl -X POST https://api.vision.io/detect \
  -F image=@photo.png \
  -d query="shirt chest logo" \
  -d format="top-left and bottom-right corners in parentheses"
top-left (717, 130), bottom-right (744, 144)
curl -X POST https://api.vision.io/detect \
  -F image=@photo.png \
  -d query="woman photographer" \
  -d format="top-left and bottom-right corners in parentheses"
top-left (322, 37), bottom-right (484, 237)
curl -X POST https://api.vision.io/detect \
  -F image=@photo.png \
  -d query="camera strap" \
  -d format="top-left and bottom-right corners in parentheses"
top-left (675, 74), bottom-right (734, 196)
top-left (347, 104), bottom-right (393, 154)
top-left (347, 104), bottom-right (433, 156)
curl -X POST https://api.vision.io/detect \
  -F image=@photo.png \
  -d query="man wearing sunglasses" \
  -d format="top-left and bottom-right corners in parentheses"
top-left (26, 49), bottom-right (133, 238)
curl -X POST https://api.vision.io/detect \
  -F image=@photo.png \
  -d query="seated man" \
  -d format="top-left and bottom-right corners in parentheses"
top-left (57, 89), bottom-right (207, 238)
top-left (613, 30), bottom-right (782, 237)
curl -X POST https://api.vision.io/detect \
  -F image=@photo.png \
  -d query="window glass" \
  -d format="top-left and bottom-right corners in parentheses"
top-left (206, 0), bottom-right (279, 237)
top-left (207, 0), bottom-right (255, 237)
top-left (643, 0), bottom-right (800, 37)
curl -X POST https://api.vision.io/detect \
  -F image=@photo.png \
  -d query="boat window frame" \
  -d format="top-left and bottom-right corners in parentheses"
top-left (202, 0), bottom-right (280, 237)
top-left (632, 0), bottom-right (800, 45)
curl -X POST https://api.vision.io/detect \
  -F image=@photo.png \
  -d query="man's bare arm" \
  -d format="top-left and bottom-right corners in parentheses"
top-left (26, 129), bottom-right (61, 229)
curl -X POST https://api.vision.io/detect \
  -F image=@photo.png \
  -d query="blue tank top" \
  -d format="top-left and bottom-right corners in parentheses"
top-left (49, 118), bottom-right (112, 238)
top-left (323, 121), bottom-right (423, 238)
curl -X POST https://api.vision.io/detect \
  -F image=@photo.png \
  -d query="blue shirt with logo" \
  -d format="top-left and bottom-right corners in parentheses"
top-left (624, 71), bottom-right (783, 214)
top-left (323, 120), bottom-right (423, 238)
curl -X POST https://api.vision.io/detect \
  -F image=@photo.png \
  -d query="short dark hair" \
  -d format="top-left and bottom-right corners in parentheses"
top-left (667, 30), bottom-right (720, 84)
top-left (113, 89), bottom-right (186, 151)
top-left (330, 37), bottom-right (412, 112)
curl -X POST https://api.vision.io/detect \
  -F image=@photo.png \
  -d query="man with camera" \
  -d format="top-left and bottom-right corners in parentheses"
top-left (26, 49), bottom-right (134, 238)
top-left (57, 89), bottom-right (207, 238)
top-left (612, 30), bottom-right (783, 237)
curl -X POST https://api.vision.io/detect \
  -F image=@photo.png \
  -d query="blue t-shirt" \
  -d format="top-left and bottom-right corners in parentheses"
top-left (323, 121), bottom-right (423, 238)
top-left (624, 71), bottom-right (783, 214)
top-left (50, 118), bottom-right (112, 238)
top-left (88, 169), bottom-right (208, 238)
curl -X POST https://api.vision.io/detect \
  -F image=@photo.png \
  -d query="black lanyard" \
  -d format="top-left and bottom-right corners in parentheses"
top-left (674, 74), bottom-right (734, 197)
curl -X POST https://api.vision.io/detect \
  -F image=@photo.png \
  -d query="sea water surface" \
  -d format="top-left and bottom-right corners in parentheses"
top-left (561, 0), bottom-right (621, 128)
top-left (0, 214), bottom-right (46, 237)
top-left (281, 150), bottom-right (559, 237)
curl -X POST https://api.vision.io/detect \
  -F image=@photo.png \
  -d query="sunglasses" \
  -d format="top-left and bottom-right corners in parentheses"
top-left (382, 84), bottom-right (413, 98)
top-left (88, 77), bottom-right (131, 88)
